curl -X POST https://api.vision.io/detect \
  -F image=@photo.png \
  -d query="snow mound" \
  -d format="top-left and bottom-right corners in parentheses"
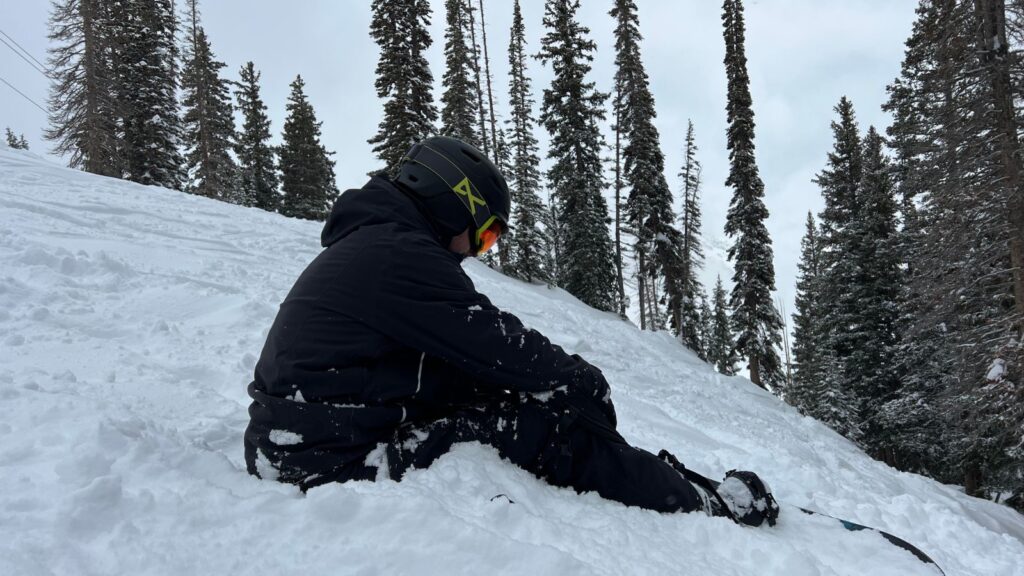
top-left (1, 146), bottom-right (1022, 575)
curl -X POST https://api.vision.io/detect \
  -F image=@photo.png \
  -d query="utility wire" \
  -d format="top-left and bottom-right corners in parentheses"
top-left (0, 27), bottom-right (49, 72)
top-left (0, 35), bottom-right (49, 77)
top-left (0, 74), bottom-right (47, 114)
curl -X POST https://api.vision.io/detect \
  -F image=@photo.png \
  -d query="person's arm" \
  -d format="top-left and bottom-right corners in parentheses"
top-left (368, 236), bottom-right (607, 398)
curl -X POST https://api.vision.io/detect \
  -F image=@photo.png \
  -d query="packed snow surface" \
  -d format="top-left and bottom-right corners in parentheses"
top-left (1, 145), bottom-right (1023, 576)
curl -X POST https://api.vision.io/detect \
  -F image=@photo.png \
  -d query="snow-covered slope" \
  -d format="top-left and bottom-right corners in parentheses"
top-left (1, 146), bottom-right (1022, 576)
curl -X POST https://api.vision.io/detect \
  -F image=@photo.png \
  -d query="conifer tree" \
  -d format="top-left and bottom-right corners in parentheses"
top-left (279, 75), bottom-right (338, 221)
top-left (788, 212), bottom-right (824, 415)
top-left (881, 0), bottom-right (962, 478)
top-left (812, 96), bottom-right (864, 438)
top-left (464, 1), bottom-right (490, 155)
top-left (5, 128), bottom-right (29, 150)
top-left (471, 0), bottom-right (513, 268)
top-left (707, 276), bottom-right (737, 375)
top-left (180, 1), bottom-right (239, 201)
top-left (235, 62), bottom-right (280, 211)
top-left (476, 0), bottom-right (501, 157)
top-left (368, 0), bottom-right (438, 174)
top-left (441, 0), bottom-right (480, 146)
top-left (845, 127), bottom-right (902, 458)
top-left (669, 121), bottom-right (706, 350)
top-left (537, 0), bottom-right (618, 312)
top-left (612, 0), bottom-right (678, 331)
top-left (721, 0), bottom-right (783, 388)
top-left (45, 0), bottom-right (121, 176)
top-left (612, 83), bottom-right (628, 319)
top-left (504, 0), bottom-right (552, 284)
top-left (697, 288), bottom-right (713, 361)
top-left (116, 0), bottom-right (184, 189)
top-left (883, 0), bottom-right (1023, 500)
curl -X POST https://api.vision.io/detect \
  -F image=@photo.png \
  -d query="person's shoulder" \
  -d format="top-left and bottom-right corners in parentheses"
top-left (390, 230), bottom-right (460, 268)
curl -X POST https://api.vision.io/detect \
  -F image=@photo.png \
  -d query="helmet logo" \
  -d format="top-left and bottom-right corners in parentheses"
top-left (453, 177), bottom-right (487, 215)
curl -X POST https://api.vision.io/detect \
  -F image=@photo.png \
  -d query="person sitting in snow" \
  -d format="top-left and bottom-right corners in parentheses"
top-left (244, 136), bottom-right (779, 527)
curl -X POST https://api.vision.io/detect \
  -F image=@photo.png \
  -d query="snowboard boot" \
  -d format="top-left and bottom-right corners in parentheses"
top-left (658, 449), bottom-right (780, 527)
top-left (717, 469), bottom-right (780, 527)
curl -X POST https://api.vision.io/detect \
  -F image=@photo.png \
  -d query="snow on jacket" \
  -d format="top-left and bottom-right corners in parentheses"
top-left (244, 176), bottom-right (608, 489)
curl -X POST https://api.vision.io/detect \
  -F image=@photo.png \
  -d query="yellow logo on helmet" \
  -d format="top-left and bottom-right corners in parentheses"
top-left (453, 177), bottom-right (487, 215)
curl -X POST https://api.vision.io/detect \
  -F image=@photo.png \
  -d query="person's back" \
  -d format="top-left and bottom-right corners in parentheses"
top-left (246, 176), bottom-right (451, 487)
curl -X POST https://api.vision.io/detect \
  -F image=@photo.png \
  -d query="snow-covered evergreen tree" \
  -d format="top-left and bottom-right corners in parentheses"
top-left (279, 76), bottom-right (337, 221)
top-left (880, 0), bottom-right (961, 479)
top-left (883, 0), bottom-right (1023, 502)
top-left (475, 0), bottom-right (501, 158)
top-left (668, 120), bottom-right (705, 351)
top-left (812, 96), bottom-right (863, 440)
top-left (116, 0), bottom-right (184, 190)
top-left (788, 212), bottom-right (824, 417)
top-left (707, 276), bottom-right (737, 375)
top-left (612, 0), bottom-right (678, 332)
top-left (180, 1), bottom-right (239, 201)
top-left (5, 128), bottom-right (29, 150)
top-left (846, 126), bottom-right (902, 459)
top-left (441, 0), bottom-right (480, 146)
top-left (697, 288), bottom-right (713, 362)
top-left (503, 0), bottom-right (552, 284)
top-left (368, 0), bottom-right (438, 175)
top-left (537, 0), bottom-right (617, 312)
top-left (45, 0), bottom-right (121, 177)
top-left (721, 0), bottom-right (783, 388)
top-left (235, 61), bottom-right (280, 212)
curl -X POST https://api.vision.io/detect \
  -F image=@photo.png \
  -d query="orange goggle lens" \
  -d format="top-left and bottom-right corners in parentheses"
top-left (476, 220), bottom-right (504, 255)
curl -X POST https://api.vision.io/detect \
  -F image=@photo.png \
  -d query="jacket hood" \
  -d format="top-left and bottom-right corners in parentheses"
top-left (320, 176), bottom-right (441, 249)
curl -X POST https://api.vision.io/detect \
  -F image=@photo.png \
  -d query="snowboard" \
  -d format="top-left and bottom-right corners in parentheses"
top-left (680, 461), bottom-right (946, 576)
top-left (794, 506), bottom-right (945, 575)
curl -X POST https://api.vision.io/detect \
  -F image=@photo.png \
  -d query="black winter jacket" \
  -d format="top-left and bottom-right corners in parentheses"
top-left (244, 176), bottom-right (609, 488)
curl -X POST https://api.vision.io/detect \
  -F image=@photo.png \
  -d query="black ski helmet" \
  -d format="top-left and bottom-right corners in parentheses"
top-left (396, 136), bottom-right (510, 254)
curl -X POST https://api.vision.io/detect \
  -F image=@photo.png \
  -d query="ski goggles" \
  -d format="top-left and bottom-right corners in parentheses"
top-left (474, 214), bottom-right (506, 255)
top-left (405, 143), bottom-right (508, 255)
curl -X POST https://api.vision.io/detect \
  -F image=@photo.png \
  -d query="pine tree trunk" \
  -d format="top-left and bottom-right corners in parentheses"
top-left (466, 1), bottom-right (488, 156)
top-left (638, 250), bottom-right (647, 330)
top-left (750, 352), bottom-right (763, 389)
top-left (477, 0), bottom-right (498, 155)
top-left (681, 190), bottom-right (691, 340)
top-left (780, 299), bottom-right (793, 389)
top-left (80, 0), bottom-right (102, 174)
top-left (614, 88), bottom-right (626, 320)
top-left (964, 463), bottom-right (983, 497)
top-left (650, 274), bottom-right (660, 332)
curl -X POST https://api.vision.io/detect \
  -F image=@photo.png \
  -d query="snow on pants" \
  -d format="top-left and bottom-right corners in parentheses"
top-left (372, 393), bottom-right (705, 514)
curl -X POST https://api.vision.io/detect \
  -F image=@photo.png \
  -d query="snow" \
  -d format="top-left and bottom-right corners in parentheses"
top-left (268, 430), bottom-right (303, 446)
top-left (1, 146), bottom-right (1023, 575)
top-left (986, 358), bottom-right (1007, 382)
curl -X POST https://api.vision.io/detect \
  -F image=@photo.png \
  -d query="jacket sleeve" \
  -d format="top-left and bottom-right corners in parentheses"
top-left (368, 237), bottom-right (606, 396)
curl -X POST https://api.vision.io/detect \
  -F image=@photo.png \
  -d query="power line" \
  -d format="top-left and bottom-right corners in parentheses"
top-left (0, 74), bottom-right (47, 114)
top-left (0, 28), bottom-right (48, 72)
top-left (0, 35), bottom-right (49, 77)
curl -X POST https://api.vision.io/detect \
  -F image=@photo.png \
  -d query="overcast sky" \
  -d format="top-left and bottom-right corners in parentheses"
top-left (2, 0), bottom-right (917, 330)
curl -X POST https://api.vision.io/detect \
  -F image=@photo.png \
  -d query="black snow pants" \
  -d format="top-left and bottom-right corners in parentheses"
top-left (339, 391), bottom-right (705, 514)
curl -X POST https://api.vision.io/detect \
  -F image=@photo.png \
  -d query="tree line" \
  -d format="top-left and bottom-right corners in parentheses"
top-left (45, 0), bottom-right (337, 220)
top-left (788, 0), bottom-right (1024, 511)
top-left (43, 0), bottom-right (786, 407)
